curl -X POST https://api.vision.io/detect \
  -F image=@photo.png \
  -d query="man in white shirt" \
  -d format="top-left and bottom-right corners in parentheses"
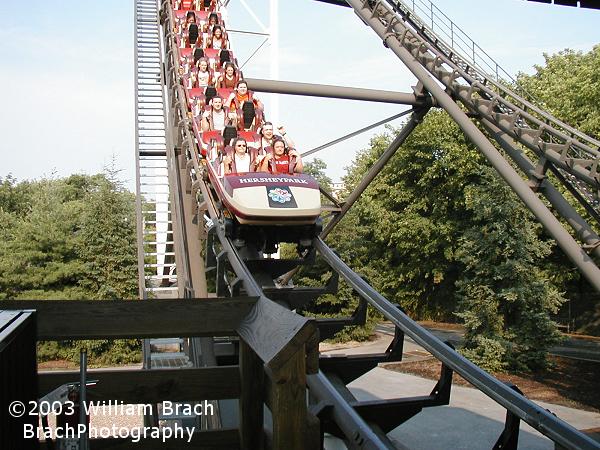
top-left (201, 96), bottom-right (237, 132)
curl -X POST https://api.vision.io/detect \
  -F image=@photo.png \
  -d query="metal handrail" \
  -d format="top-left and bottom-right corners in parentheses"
top-left (392, 0), bottom-right (600, 150)
top-left (405, 0), bottom-right (519, 91)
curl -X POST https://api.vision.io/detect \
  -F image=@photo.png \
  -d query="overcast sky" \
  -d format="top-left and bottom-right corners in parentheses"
top-left (0, 0), bottom-right (597, 188)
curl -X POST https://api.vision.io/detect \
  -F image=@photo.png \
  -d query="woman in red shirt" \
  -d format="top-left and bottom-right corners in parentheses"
top-left (257, 138), bottom-right (303, 174)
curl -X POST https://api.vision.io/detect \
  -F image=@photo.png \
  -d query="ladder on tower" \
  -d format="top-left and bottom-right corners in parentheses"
top-left (134, 0), bottom-right (190, 370)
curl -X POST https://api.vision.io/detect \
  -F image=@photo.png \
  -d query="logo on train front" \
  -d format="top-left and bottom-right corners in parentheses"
top-left (266, 186), bottom-right (298, 208)
top-left (268, 188), bottom-right (292, 204)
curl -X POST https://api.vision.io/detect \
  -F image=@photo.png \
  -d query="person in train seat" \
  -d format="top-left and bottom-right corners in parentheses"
top-left (194, 0), bottom-right (216, 11)
top-left (259, 122), bottom-right (295, 152)
top-left (215, 49), bottom-right (232, 71)
top-left (201, 96), bottom-right (237, 132)
top-left (195, 57), bottom-right (213, 88)
top-left (225, 80), bottom-right (263, 131)
top-left (192, 44), bottom-right (205, 65)
top-left (216, 62), bottom-right (238, 89)
top-left (256, 138), bottom-right (303, 174)
top-left (207, 25), bottom-right (228, 50)
top-left (223, 138), bottom-right (255, 175)
top-left (176, 10), bottom-right (196, 35)
top-left (186, 23), bottom-right (200, 48)
top-left (203, 12), bottom-right (220, 33)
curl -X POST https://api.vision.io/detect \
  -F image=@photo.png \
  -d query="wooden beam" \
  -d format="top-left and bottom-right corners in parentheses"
top-left (238, 340), bottom-right (264, 450)
top-left (40, 428), bottom-right (240, 450)
top-left (237, 298), bottom-right (317, 373)
top-left (39, 366), bottom-right (240, 403)
top-left (269, 349), bottom-right (310, 449)
top-left (2, 298), bottom-right (258, 340)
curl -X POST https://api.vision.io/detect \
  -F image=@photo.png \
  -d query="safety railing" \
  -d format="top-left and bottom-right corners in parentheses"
top-left (404, 0), bottom-right (522, 93)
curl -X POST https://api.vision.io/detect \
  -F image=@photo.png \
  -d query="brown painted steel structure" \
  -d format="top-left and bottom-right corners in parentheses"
top-left (3, 0), bottom-right (599, 448)
top-left (153, 0), bottom-right (600, 448)
top-left (152, 0), bottom-right (600, 448)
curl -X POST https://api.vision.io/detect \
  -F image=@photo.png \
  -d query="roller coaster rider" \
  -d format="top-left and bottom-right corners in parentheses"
top-left (216, 62), bottom-right (239, 89)
top-left (201, 96), bottom-right (237, 132)
top-left (226, 80), bottom-right (263, 131)
top-left (260, 122), bottom-right (295, 152)
top-left (207, 25), bottom-right (228, 50)
top-left (194, 0), bottom-right (216, 11)
top-left (195, 57), bottom-right (213, 88)
top-left (223, 138), bottom-right (254, 175)
top-left (204, 12), bottom-right (220, 33)
top-left (257, 138), bottom-right (303, 174)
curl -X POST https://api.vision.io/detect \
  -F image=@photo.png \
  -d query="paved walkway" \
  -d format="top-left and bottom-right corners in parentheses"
top-left (322, 331), bottom-right (600, 449)
top-left (376, 323), bottom-right (600, 363)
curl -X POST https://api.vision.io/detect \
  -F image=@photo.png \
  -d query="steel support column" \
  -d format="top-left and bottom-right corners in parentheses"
top-left (307, 371), bottom-right (397, 449)
top-left (347, 0), bottom-right (600, 291)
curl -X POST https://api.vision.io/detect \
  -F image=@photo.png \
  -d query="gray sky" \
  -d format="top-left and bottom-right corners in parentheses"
top-left (0, 0), bottom-right (597, 188)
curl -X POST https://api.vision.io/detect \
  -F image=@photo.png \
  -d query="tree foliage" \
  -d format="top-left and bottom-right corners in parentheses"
top-left (517, 45), bottom-right (600, 139)
top-left (455, 167), bottom-right (564, 372)
top-left (330, 113), bottom-right (484, 319)
top-left (0, 172), bottom-right (138, 300)
top-left (321, 110), bottom-right (565, 370)
top-left (0, 171), bottom-right (140, 364)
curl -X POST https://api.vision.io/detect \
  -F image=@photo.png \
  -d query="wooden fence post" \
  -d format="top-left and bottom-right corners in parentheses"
top-left (269, 346), bottom-right (316, 450)
top-left (239, 339), bottom-right (264, 450)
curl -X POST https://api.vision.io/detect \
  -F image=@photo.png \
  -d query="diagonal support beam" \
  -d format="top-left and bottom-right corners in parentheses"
top-left (321, 107), bottom-right (429, 238)
top-left (302, 109), bottom-right (413, 157)
top-left (245, 78), bottom-right (431, 105)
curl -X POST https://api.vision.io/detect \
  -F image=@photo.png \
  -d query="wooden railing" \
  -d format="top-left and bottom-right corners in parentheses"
top-left (3, 299), bottom-right (319, 449)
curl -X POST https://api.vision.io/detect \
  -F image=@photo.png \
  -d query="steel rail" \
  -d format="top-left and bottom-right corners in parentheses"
top-left (161, 2), bottom-right (599, 448)
top-left (347, 0), bottom-right (600, 292)
top-left (314, 237), bottom-right (600, 450)
top-left (159, 5), bottom-right (399, 447)
top-left (388, 0), bottom-right (600, 152)
top-left (387, 0), bottom-right (600, 217)
top-left (330, 0), bottom-right (600, 219)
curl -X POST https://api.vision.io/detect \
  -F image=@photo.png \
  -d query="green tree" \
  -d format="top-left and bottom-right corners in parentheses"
top-left (517, 46), bottom-right (600, 334)
top-left (0, 172), bottom-right (141, 364)
top-left (455, 167), bottom-right (565, 372)
top-left (304, 158), bottom-right (333, 191)
top-left (0, 177), bottom-right (88, 299)
top-left (517, 45), bottom-right (600, 139)
top-left (330, 113), bottom-right (483, 319)
top-left (322, 111), bottom-right (565, 370)
top-left (76, 168), bottom-right (138, 299)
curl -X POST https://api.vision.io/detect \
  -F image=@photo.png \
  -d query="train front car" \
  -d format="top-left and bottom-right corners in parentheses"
top-left (207, 163), bottom-right (322, 254)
